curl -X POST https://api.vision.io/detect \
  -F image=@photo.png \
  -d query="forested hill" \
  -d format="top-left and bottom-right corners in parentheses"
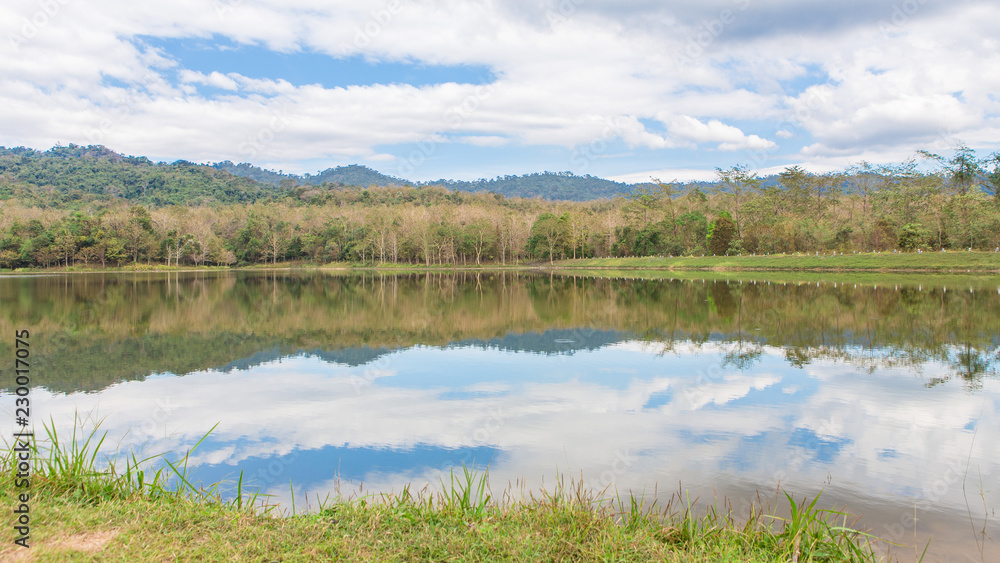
top-left (306, 164), bottom-right (407, 187)
top-left (0, 145), bottom-right (284, 206)
top-left (210, 162), bottom-right (407, 188)
top-left (0, 143), bottom-right (783, 208)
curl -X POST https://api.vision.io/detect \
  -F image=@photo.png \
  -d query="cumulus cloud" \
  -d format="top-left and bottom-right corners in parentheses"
top-left (179, 70), bottom-right (240, 90)
top-left (0, 0), bottom-right (998, 176)
top-left (668, 116), bottom-right (777, 151)
top-left (457, 135), bottom-right (510, 147)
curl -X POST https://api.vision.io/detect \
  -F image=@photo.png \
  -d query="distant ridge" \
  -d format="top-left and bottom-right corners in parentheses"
top-left (304, 164), bottom-right (408, 187)
top-left (214, 161), bottom-right (643, 201)
top-left (210, 162), bottom-right (408, 188)
top-left (1, 143), bottom-right (771, 205)
top-left (430, 172), bottom-right (636, 201)
top-left (211, 161), bottom-right (301, 186)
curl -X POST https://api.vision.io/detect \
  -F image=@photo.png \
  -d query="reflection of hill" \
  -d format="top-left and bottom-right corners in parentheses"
top-left (215, 346), bottom-right (396, 371)
top-left (213, 329), bottom-right (631, 376)
top-left (451, 328), bottom-right (630, 355)
top-left (1, 271), bottom-right (997, 393)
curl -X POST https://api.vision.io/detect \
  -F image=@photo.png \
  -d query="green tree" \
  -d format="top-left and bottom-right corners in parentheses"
top-left (528, 213), bottom-right (569, 263)
top-left (898, 223), bottom-right (923, 251)
top-left (675, 211), bottom-right (708, 254)
top-left (53, 230), bottom-right (78, 267)
top-left (872, 218), bottom-right (897, 251)
top-left (631, 221), bottom-right (678, 256)
top-left (778, 165), bottom-right (812, 214)
top-left (234, 217), bottom-right (266, 264)
top-left (463, 219), bottom-right (495, 264)
top-left (709, 214), bottom-right (736, 256)
top-left (0, 249), bottom-right (17, 269)
top-left (103, 236), bottom-right (127, 267)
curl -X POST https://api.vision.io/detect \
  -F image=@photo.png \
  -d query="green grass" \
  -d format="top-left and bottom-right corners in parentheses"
top-left (0, 419), bottom-right (904, 561)
top-left (551, 267), bottom-right (1000, 290)
top-left (554, 251), bottom-right (1000, 272)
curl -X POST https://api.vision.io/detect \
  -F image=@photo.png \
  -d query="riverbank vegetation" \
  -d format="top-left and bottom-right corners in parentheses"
top-left (0, 423), bottom-right (889, 561)
top-left (2, 145), bottom-right (1000, 270)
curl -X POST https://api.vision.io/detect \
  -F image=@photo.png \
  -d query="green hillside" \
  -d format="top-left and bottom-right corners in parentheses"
top-left (0, 145), bottom-right (285, 207)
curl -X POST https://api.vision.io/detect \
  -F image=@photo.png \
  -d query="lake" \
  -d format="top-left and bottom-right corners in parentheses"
top-left (2, 270), bottom-right (998, 561)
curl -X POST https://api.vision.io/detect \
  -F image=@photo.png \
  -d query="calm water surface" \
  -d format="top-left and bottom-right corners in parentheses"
top-left (2, 271), bottom-right (998, 562)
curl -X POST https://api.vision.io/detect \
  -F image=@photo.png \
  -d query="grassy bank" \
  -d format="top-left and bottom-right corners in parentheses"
top-left (0, 426), bottom-right (893, 562)
top-left (553, 251), bottom-right (1000, 272)
top-left (4, 250), bottom-right (1000, 276)
top-left (0, 262), bottom-right (532, 276)
top-left (552, 268), bottom-right (1000, 290)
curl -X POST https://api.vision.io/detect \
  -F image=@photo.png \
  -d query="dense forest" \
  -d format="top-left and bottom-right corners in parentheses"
top-left (1, 144), bottom-right (999, 269)
top-left (211, 161), bottom-right (407, 190)
top-left (0, 145), bottom-right (284, 207)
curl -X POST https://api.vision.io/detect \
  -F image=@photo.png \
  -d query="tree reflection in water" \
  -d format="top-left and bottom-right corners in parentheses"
top-left (0, 270), bottom-right (997, 392)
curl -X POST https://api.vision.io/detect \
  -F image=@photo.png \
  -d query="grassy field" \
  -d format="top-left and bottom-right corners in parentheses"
top-left (552, 251), bottom-right (1000, 273)
top-left (0, 424), bottom-right (893, 562)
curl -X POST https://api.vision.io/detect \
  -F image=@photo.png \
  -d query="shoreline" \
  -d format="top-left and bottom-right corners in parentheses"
top-left (3, 251), bottom-right (1000, 275)
top-left (549, 252), bottom-right (1000, 273)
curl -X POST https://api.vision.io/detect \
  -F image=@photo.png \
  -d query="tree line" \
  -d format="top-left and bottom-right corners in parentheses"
top-left (1, 146), bottom-right (999, 269)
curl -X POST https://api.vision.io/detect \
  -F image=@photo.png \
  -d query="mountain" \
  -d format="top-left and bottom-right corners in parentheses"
top-left (303, 164), bottom-right (408, 187)
top-left (1, 143), bottom-right (743, 206)
top-left (0, 144), bottom-right (285, 206)
top-left (210, 162), bottom-right (409, 188)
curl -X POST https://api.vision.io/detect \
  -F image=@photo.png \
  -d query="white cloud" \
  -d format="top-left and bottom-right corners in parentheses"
top-left (668, 116), bottom-right (777, 151)
top-left (457, 135), bottom-right (509, 147)
top-left (0, 0), bottom-right (998, 177)
top-left (180, 70), bottom-right (240, 91)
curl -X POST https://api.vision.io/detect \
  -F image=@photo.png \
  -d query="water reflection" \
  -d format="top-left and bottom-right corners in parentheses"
top-left (1, 271), bottom-right (998, 561)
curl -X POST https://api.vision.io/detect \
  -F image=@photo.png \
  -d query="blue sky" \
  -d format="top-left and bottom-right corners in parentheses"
top-left (2, 1), bottom-right (998, 182)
